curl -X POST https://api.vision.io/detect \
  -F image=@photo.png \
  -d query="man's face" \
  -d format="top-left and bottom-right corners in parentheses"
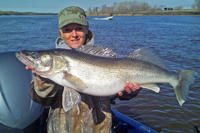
top-left (60, 23), bottom-right (88, 49)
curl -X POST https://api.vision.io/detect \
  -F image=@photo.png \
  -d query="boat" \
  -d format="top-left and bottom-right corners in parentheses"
top-left (102, 16), bottom-right (113, 20)
top-left (112, 109), bottom-right (158, 133)
top-left (0, 51), bottom-right (158, 133)
top-left (89, 16), bottom-right (113, 20)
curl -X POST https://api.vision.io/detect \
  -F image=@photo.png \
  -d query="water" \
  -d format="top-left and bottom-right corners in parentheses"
top-left (0, 15), bottom-right (200, 132)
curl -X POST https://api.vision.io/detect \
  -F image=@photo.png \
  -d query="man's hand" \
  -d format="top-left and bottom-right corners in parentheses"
top-left (118, 81), bottom-right (140, 96)
top-left (25, 66), bottom-right (31, 70)
top-left (25, 66), bottom-right (36, 75)
top-left (116, 81), bottom-right (142, 101)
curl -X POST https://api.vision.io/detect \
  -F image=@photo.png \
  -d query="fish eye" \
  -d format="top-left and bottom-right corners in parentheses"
top-left (31, 52), bottom-right (36, 59)
top-left (31, 52), bottom-right (39, 59)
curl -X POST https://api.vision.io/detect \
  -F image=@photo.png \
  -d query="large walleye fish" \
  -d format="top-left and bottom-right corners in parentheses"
top-left (16, 45), bottom-right (197, 111)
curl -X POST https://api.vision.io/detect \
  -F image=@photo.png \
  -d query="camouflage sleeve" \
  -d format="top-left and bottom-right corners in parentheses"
top-left (29, 75), bottom-right (63, 106)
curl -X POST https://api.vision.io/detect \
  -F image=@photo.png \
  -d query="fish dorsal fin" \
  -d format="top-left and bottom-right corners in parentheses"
top-left (127, 48), bottom-right (168, 69)
top-left (76, 45), bottom-right (118, 58)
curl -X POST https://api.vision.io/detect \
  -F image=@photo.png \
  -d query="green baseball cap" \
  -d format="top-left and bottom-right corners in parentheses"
top-left (58, 6), bottom-right (88, 28)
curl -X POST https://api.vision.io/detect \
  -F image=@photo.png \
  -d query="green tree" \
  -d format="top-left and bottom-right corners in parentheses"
top-left (192, 0), bottom-right (200, 9)
top-left (88, 6), bottom-right (93, 12)
top-left (100, 4), bottom-right (107, 13)
top-left (93, 7), bottom-right (99, 12)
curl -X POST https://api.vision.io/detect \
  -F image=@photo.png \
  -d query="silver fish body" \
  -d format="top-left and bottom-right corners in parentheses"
top-left (16, 47), bottom-right (197, 106)
top-left (54, 50), bottom-right (176, 95)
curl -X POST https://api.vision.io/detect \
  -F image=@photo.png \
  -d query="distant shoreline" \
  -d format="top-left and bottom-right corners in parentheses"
top-left (0, 10), bottom-right (199, 16)
top-left (86, 10), bottom-right (200, 16)
top-left (0, 11), bottom-right (57, 15)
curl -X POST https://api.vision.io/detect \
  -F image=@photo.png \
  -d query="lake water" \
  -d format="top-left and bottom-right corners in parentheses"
top-left (0, 15), bottom-right (200, 133)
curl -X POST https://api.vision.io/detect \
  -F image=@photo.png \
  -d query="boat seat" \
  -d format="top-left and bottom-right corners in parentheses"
top-left (0, 51), bottom-right (44, 129)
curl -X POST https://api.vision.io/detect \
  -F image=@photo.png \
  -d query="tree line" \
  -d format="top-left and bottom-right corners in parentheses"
top-left (0, 11), bottom-right (57, 15)
top-left (192, 0), bottom-right (200, 9)
top-left (88, 0), bottom-right (200, 14)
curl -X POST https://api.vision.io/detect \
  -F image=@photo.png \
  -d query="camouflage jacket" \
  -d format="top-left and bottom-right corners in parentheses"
top-left (29, 75), bottom-right (112, 133)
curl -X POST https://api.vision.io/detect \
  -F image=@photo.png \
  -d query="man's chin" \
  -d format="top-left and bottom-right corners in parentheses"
top-left (70, 43), bottom-right (82, 49)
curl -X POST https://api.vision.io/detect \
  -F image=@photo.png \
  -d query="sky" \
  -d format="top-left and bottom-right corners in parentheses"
top-left (0, 0), bottom-right (195, 13)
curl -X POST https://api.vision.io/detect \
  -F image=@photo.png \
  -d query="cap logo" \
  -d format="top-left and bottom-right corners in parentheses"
top-left (79, 15), bottom-right (84, 20)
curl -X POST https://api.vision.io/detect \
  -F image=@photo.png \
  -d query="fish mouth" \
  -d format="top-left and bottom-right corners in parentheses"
top-left (16, 51), bottom-right (35, 69)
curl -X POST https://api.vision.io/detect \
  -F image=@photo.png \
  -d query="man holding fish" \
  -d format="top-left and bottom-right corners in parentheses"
top-left (24, 6), bottom-right (142, 133)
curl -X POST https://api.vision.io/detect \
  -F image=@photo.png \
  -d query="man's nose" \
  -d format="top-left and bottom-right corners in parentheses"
top-left (71, 30), bottom-right (77, 37)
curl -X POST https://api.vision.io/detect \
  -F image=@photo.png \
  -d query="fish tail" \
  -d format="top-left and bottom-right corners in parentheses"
top-left (171, 70), bottom-right (197, 106)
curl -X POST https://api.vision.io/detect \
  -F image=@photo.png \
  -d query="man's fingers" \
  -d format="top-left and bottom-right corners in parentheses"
top-left (25, 66), bottom-right (31, 70)
top-left (25, 66), bottom-right (37, 75)
top-left (126, 81), bottom-right (133, 88)
top-left (133, 83), bottom-right (140, 90)
top-left (118, 91), bottom-right (123, 96)
top-left (124, 84), bottom-right (132, 94)
top-left (120, 81), bottom-right (141, 96)
top-left (127, 81), bottom-right (140, 90)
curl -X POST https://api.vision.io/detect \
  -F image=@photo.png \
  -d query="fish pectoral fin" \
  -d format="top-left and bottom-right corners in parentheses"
top-left (62, 87), bottom-right (81, 112)
top-left (140, 84), bottom-right (160, 93)
top-left (63, 71), bottom-right (87, 91)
